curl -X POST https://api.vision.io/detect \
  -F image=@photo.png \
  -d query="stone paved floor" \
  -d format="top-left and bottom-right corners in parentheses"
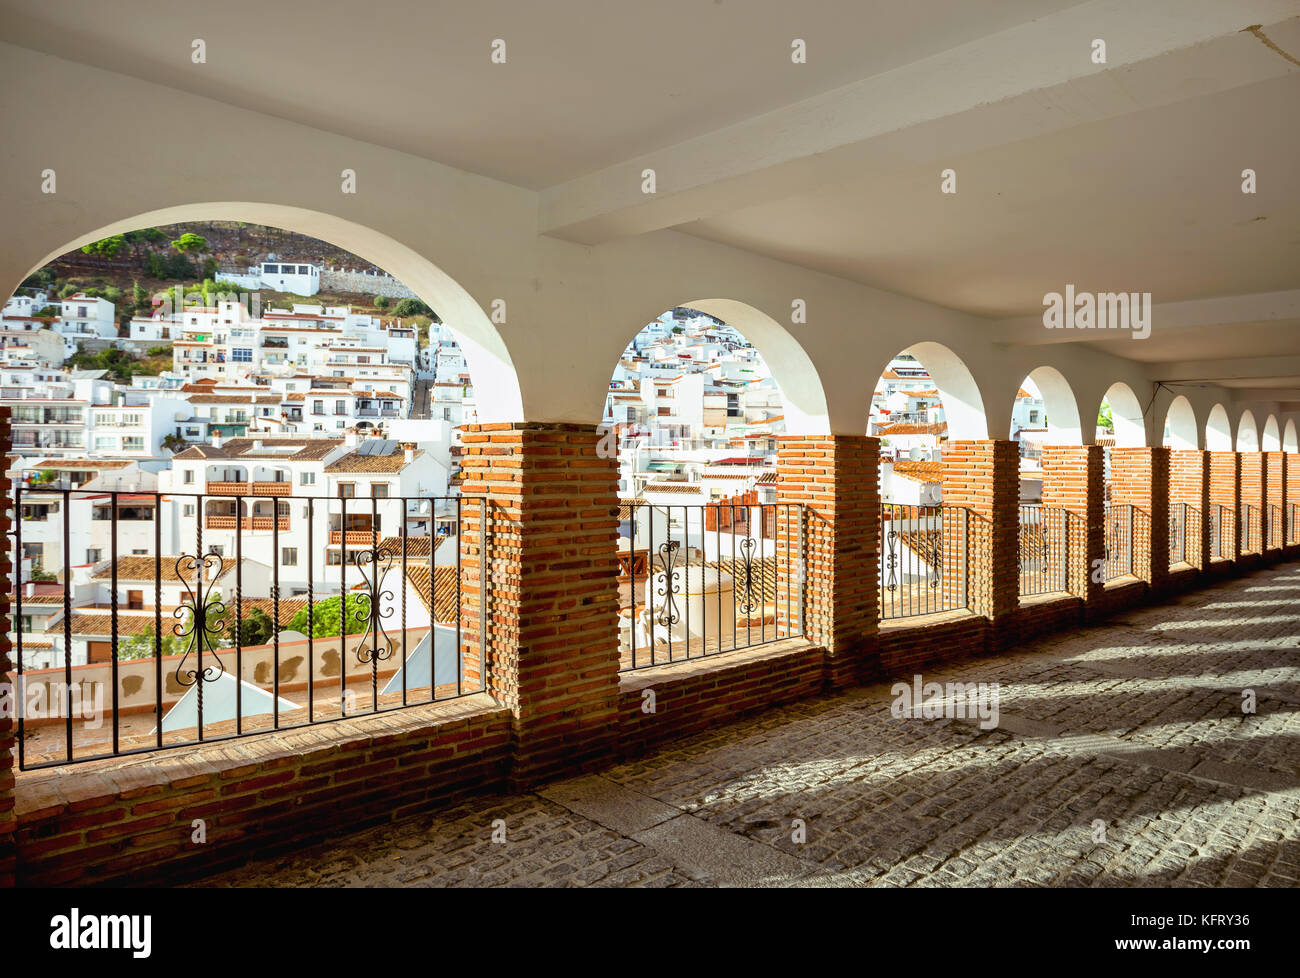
top-left (195, 563), bottom-right (1300, 887)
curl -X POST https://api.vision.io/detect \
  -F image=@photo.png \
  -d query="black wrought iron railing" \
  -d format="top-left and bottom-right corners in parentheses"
top-left (1240, 503), bottom-right (1260, 554)
top-left (1169, 501), bottom-right (1189, 567)
top-left (618, 501), bottom-right (803, 671)
top-left (9, 488), bottom-right (484, 770)
top-left (879, 503), bottom-right (968, 619)
top-left (1103, 502), bottom-right (1134, 580)
top-left (1209, 503), bottom-right (1234, 559)
top-left (1018, 504), bottom-right (1068, 597)
top-left (1267, 504), bottom-right (1282, 550)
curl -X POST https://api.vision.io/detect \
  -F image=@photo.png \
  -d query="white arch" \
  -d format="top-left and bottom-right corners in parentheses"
top-left (1162, 395), bottom-right (1199, 450)
top-left (1206, 403), bottom-right (1233, 451)
top-left (1019, 366), bottom-right (1082, 444)
top-left (1262, 414), bottom-right (1281, 452)
top-left (677, 299), bottom-right (829, 435)
top-left (899, 341), bottom-right (988, 440)
top-left (24, 202), bottom-right (523, 421)
top-left (1102, 382), bottom-right (1145, 448)
top-left (1236, 409), bottom-right (1260, 452)
top-left (1285, 419), bottom-right (1298, 453)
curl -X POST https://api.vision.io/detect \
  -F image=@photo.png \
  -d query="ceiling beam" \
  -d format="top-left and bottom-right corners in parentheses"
top-left (539, 1), bottom-right (1300, 244)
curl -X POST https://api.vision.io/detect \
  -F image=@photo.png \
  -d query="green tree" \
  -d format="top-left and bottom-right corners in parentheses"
top-left (373, 295), bottom-right (389, 309)
top-left (133, 280), bottom-right (148, 310)
top-left (118, 630), bottom-right (189, 661)
top-left (392, 297), bottom-right (431, 318)
top-left (170, 232), bottom-right (209, 255)
top-left (58, 283), bottom-right (78, 298)
top-left (285, 594), bottom-right (370, 637)
top-left (227, 606), bottom-right (275, 647)
top-left (80, 235), bottom-right (128, 260)
top-left (1097, 403), bottom-right (1114, 430)
top-left (36, 305), bottom-right (59, 318)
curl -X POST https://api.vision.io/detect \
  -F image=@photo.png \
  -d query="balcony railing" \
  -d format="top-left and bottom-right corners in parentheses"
top-left (617, 501), bottom-right (803, 671)
top-left (9, 487), bottom-right (484, 770)
top-left (207, 481), bottom-right (293, 496)
top-left (1240, 503), bottom-right (1260, 554)
top-left (1103, 502), bottom-right (1134, 580)
top-left (1169, 501), bottom-right (1189, 567)
top-left (879, 503), bottom-right (969, 618)
top-left (205, 515), bottom-right (290, 531)
top-left (1209, 504), bottom-right (1234, 559)
top-left (1019, 504), bottom-right (1068, 597)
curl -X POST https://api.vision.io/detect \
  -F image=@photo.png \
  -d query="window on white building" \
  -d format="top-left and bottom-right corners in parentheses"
top-left (281, 547), bottom-right (298, 567)
top-left (123, 437), bottom-right (144, 451)
top-left (183, 470), bottom-right (194, 484)
top-left (300, 471), bottom-right (315, 485)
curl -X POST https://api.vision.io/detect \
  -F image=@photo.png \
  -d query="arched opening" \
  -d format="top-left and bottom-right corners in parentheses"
top-left (7, 212), bottom-right (494, 762)
top-left (1236, 410), bottom-right (1259, 452)
top-left (1285, 419), bottom-right (1298, 453)
top-left (870, 342), bottom-right (984, 618)
top-left (1008, 366), bottom-right (1081, 507)
top-left (1262, 415), bottom-right (1281, 452)
top-left (1098, 382), bottom-right (1145, 449)
top-left (1206, 403), bottom-right (1233, 451)
top-left (13, 201), bottom-right (521, 420)
top-left (1162, 395), bottom-right (1199, 450)
top-left (603, 305), bottom-right (811, 670)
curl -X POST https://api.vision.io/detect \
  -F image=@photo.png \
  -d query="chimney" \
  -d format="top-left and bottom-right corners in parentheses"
top-left (211, 429), bottom-right (222, 449)
top-left (402, 442), bottom-right (415, 464)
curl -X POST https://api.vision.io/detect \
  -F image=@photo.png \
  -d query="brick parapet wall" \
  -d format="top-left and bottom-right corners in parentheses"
top-left (943, 441), bottom-right (1019, 638)
top-left (458, 423), bottom-right (621, 786)
top-left (1209, 452), bottom-right (1242, 560)
top-left (1041, 445), bottom-right (1105, 601)
top-left (13, 695), bottom-right (511, 886)
top-left (1110, 447), bottom-right (1170, 587)
top-left (775, 435), bottom-right (879, 686)
top-left (1169, 450), bottom-right (1211, 570)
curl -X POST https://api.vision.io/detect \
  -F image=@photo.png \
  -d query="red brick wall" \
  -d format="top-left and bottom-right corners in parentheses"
top-left (1169, 450), bottom-right (1210, 570)
top-left (1110, 448), bottom-right (1170, 586)
top-left (1209, 452), bottom-right (1241, 561)
top-left (943, 441), bottom-right (1019, 636)
top-left (458, 423), bottom-right (621, 786)
top-left (775, 436), bottom-right (879, 686)
top-left (1239, 453), bottom-right (1264, 555)
top-left (617, 640), bottom-right (824, 757)
top-left (14, 697), bottom-right (512, 886)
top-left (1287, 454), bottom-right (1300, 548)
top-left (1041, 445), bottom-right (1105, 600)
top-left (1265, 452), bottom-right (1285, 551)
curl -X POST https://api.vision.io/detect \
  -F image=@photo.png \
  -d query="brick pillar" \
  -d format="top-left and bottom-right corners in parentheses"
top-left (1239, 453), bottom-right (1264, 555)
top-left (457, 423), bottom-right (620, 787)
top-left (775, 435), bottom-right (879, 686)
top-left (1041, 445), bottom-right (1105, 602)
top-left (1208, 452), bottom-right (1241, 561)
top-left (0, 407), bottom-right (13, 887)
top-left (1169, 450), bottom-right (1211, 571)
top-left (1110, 447), bottom-right (1170, 588)
top-left (943, 441), bottom-right (1019, 644)
top-left (1287, 454), bottom-right (1300, 551)
top-left (1265, 452), bottom-right (1285, 553)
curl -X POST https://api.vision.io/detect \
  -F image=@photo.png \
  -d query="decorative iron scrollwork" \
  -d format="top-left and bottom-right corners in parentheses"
top-left (884, 527), bottom-right (898, 593)
top-left (737, 536), bottom-right (759, 616)
top-left (173, 552), bottom-right (228, 689)
top-left (655, 540), bottom-right (681, 628)
top-left (352, 545), bottom-right (396, 665)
